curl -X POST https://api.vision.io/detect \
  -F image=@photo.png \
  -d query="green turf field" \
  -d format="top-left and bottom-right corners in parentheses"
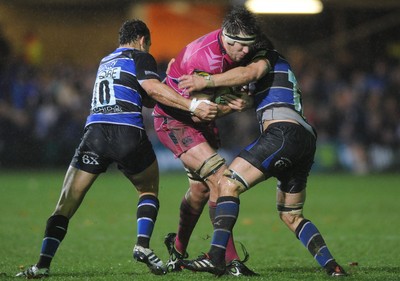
top-left (1, 170), bottom-right (399, 280)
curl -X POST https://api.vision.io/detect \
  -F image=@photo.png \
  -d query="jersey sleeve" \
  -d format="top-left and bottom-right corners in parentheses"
top-left (250, 49), bottom-right (279, 67)
top-left (135, 52), bottom-right (161, 83)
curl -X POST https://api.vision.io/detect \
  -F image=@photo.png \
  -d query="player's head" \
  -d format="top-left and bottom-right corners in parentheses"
top-left (119, 19), bottom-right (151, 52)
top-left (243, 32), bottom-right (275, 65)
top-left (250, 32), bottom-right (275, 55)
top-left (221, 6), bottom-right (259, 62)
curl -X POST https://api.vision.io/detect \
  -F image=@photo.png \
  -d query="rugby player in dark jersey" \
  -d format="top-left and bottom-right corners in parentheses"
top-left (179, 33), bottom-right (347, 277)
top-left (16, 19), bottom-right (217, 279)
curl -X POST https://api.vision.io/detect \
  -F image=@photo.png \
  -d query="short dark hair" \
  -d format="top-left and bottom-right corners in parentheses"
top-left (253, 33), bottom-right (275, 50)
top-left (119, 19), bottom-right (150, 45)
top-left (222, 6), bottom-right (259, 38)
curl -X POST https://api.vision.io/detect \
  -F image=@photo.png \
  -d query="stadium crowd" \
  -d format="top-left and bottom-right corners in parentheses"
top-left (0, 43), bottom-right (399, 174)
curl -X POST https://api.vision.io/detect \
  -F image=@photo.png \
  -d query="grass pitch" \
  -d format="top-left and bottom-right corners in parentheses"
top-left (0, 170), bottom-right (399, 280)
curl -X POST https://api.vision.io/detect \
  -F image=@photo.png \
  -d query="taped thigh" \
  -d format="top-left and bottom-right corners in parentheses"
top-left (185, 167), bottom-right (203, 182)
top-left (222, 168), bottom-right (249, 193)
top-left (195, 153), bottom-right (225, 180)
top-left (277, 202), bottom-right (304, 216)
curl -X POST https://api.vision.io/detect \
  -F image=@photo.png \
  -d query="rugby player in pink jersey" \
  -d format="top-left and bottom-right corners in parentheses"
top-left (153, 6), bottom-right (259, 276)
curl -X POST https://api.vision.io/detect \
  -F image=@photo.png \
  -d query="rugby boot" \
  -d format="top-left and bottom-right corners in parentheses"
top-left (183, 253), bottom-right (226, 276)
top-left (16, 265), bottom-right (49, 279)
top-left (226, 259), bottom-right (259, 276)
top-left (133, 245), bottom-right (167, 275)
top-left (325, 260), bottom-right (348, 277)
top-left (164, 232), bottom-right (188, 272)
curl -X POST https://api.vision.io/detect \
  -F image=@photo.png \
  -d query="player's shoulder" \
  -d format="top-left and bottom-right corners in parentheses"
top-left (200, 29), bottom-right (221, 38)
top-left (190, 29), bottom-right (221, 47)
top-left (130, 50), bottom-right (157, 65)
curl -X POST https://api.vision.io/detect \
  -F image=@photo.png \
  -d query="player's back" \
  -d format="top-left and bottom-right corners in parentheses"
top-left (86, 48), bottom-right (146, 129)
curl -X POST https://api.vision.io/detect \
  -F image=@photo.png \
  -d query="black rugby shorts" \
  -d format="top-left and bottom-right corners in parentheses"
top-left (238, 122), bottom-right (316, 193)
top-left (70, 124), bottom-right (156, 175)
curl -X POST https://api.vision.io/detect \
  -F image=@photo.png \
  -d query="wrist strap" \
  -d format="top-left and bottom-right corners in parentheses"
top-left (190, 98), bottom-right (211, 114)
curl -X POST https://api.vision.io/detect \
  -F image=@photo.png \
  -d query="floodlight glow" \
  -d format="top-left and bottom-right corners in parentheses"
top-left (245, 0), bottom-right (323, 14)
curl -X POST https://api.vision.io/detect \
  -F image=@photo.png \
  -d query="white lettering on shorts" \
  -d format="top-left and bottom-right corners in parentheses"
top-left (82, 154), bottom-right (100, 165)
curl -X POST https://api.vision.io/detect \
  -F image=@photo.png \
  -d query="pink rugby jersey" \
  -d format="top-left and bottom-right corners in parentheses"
top-left (153, 29), bottom-right (237, 118)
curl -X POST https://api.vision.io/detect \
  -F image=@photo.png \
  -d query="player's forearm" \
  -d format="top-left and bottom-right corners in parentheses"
top-left (212, 67), bottom-right (257, 87)
top-left (155, 83), bottom-right (191, 111)
top-left (144, 80), bottom-right (217, 121)
top-left (178, 60), bottom-right (269, 92)
top-left (211, 60), bottom-right (268, 87)
top-left (144, 80), bottom-right (190, 111)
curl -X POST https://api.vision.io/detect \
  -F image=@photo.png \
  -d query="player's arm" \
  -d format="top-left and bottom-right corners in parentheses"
top-left (178, 58), bottom-right (270, 92)
top-left (137, 52), bottom-right (217, 121)
top-left (141, 79), bottom-right (218, 121)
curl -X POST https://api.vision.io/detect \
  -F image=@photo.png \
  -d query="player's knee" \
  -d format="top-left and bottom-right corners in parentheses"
top-left (220, 168), bottom-right (249, 195)
top-left (185, 181), bottom-right (210, 202)
top-left (278, 180), bottom-right (306, 194)
top-left (185, 167), bottom-right (204, 182)
top-left (277, 203), bottom-right (304, 229)
top-left (195, 153), bottom-right (225, 180)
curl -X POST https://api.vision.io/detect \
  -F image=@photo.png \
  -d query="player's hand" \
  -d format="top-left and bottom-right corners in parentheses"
top-left (178, 74), bottom-right (207, 92)
top-left (224, 91), bottom-right (253, 112)
top-left (192, 100), bottom-right (218, 121)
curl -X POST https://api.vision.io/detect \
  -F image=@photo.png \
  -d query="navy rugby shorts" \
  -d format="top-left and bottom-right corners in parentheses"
top-left (238, 122), bottom-right (316, 193)
top-left (70, 124), bottom-right (156, 175)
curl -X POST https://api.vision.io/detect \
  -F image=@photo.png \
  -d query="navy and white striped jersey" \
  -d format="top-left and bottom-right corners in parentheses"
top-left (251, 49), bottom-right (305, 119)
top-left (85, 47), bottom-right (160, 130)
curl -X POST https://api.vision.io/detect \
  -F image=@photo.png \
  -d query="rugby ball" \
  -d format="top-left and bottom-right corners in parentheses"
top-left (190, 86), bottom-right (236, 105)
top-left (214, 86), bottom-right (235, 104)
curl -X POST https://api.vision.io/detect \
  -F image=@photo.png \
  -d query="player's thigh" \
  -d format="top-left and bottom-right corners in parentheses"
top-left (181, 142), bottom-right (225, 201)
top-left (276, 188), bottom-right (306, 231)
top-left (219, 157), bottom-right (265, 197)
top-left (154, 116), bottom-right (219, 158)
top-left (126, 159), bottom-right (159, 195)
top-left (277, 188), bottom-right (306, 206)
top-left (230, 157), bottom-right (265, 187)
top-left (54, 166), bottom-right (99, 218)
top-left (180, 141), bottom-right (219, 171)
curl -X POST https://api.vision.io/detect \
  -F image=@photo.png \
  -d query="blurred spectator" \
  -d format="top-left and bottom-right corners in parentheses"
top-left (0, 22), bottom-right (11, 69)
top-left (23, 31), bottom-right (43, 66)
top-left (0, 22), bottom-right (12, 99)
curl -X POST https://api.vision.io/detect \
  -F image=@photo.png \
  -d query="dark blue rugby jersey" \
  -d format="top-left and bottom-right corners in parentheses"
top-left (251, 49), bottom-right (305, 119)
top-left (85, 47), bottom-right (160, 129)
